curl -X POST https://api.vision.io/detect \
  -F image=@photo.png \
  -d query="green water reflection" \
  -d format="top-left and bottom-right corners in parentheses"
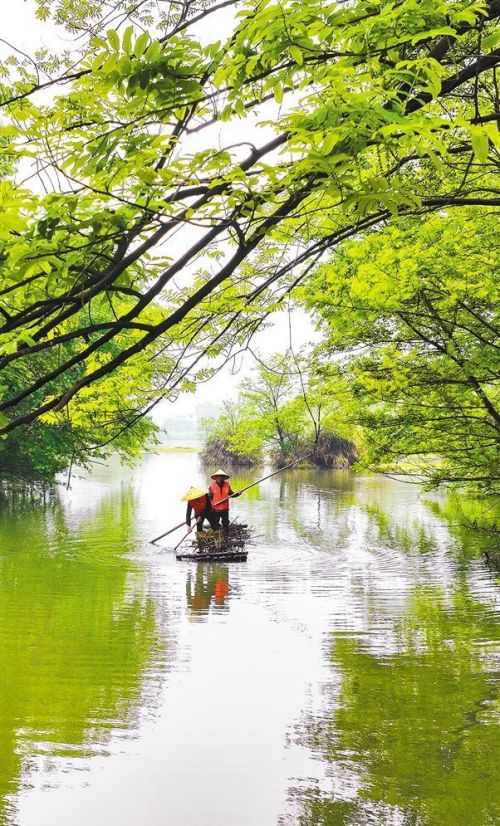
top-left (0, 489), bottom-right (165, 825)
top-left (289, 585), bottom-right (499, 826)
top-left (361, 500), bottom-right (440, 555)
top-left (427, 494), bottom-right (500, 564)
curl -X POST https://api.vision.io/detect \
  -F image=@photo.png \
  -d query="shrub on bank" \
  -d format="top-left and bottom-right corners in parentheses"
top-left (272, 432), bottom-right (358, 469)
top-left (312, 432), bottom-right (359, 468)
top-left (200, 435), bottom-right (261, 467)
top-left (200, 403), bottom-right (263, 467)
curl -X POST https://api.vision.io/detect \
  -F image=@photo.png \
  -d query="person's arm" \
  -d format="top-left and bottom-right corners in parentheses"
top-left (228, 485), bottom-right (241, 497)
top-left (186, 504), bottom-right (192, 526)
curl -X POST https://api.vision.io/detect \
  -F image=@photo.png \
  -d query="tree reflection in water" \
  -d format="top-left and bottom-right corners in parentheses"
top-left (284, 584), bottom-right (499, 826)
top-left (0, 490), bottom-right (166, 826)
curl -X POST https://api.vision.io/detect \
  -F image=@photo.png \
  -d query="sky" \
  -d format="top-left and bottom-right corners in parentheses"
top-left (2, 1), bottom-right (318, 417)
top-left (158, 308), bottom-right (318, 417)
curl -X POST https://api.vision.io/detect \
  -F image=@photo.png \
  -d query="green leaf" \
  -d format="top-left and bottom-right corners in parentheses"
top-left (134, 32), bottom-right (150, 58)
top-left (122, 25), bottom-right (134, 55)
top-left (107, 29), bottom-right (120, 52)
top-left (470, 127), bottom-right (489, 162)
top-left (92, 52), bottom-right (107, 72)
top-left (482, 29), bottom-right (500, 52)
top-left (138, 68), bottom-right (150, 89)
top-left (289, 45), bottom-right (303, 65)
top-left (0, 125), bottom-right (19, 137)
top-left (411, 26), bottom-right (456, 45)
top-left (137, 168), bottom-right (156, 184)
top-left (322, 133), bottom-right (338, 155)
top-left (145, 41), bottom-right (162, 61)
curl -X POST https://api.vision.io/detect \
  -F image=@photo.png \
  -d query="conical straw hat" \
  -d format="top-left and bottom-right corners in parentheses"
top-left (211, 468), bottom-right (230, 479)
top-left (181, 486), bottom-right (207, 502)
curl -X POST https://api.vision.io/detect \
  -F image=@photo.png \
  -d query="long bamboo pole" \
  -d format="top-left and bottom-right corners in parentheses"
top-left (173, 525), bottom-right (194, 551)
top-left (226, 454), bottom-right (312, 499)
top-left (149, 454), bottom-right (311, 545)
top-left (150, 518), bottom-right (191, 545)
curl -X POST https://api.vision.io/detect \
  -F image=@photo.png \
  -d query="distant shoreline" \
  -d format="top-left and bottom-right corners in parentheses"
top-left (150, 442), bottom-right (201, 453)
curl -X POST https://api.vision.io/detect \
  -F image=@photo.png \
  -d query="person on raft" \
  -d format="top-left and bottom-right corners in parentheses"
top-left (182, 487), bottom-right (216, 533)
top-left (208, 469), bottom-right (241, 532)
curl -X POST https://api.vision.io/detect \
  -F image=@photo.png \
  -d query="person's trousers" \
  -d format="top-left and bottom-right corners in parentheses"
top-left (196, 511), bottom-right (219, 531)
top-left (212, 510), bottom-right (230, 530)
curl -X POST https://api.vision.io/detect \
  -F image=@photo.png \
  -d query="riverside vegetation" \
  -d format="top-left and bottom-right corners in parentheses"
top-left (0, 0), bottom-right (498, 546)
top-left (200, 355), bottom-right (360, 469)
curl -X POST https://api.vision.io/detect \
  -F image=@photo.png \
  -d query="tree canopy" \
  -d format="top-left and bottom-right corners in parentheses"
top-left (304, 207), bottom-right (499, 490)
top-left (0, 0), bottom-right (498, 458)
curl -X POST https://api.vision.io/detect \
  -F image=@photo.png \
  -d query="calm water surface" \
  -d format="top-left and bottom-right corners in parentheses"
top-left (0, 451), bottom-right (498, 826)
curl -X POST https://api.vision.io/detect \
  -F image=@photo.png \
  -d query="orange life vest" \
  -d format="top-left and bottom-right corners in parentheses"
top-left (190, 495), bottom-right (208, 515)
top-left (210, 480), bottom-right (230, 511)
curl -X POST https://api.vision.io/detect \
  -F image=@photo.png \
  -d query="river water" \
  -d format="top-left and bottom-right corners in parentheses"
top-left (0, 450), bottom-right (498, 826)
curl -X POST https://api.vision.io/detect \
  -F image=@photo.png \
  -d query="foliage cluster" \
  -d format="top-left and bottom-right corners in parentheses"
top-left (304, 208), bottom-right (499, 492)
top-left (0, 297), bottom-right (171, 483)
top-left (0, 0), bottom-right (498, 443)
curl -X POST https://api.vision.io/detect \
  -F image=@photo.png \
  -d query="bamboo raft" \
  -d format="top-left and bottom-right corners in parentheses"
top-left (175, 523), bottom-right (252, 562)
